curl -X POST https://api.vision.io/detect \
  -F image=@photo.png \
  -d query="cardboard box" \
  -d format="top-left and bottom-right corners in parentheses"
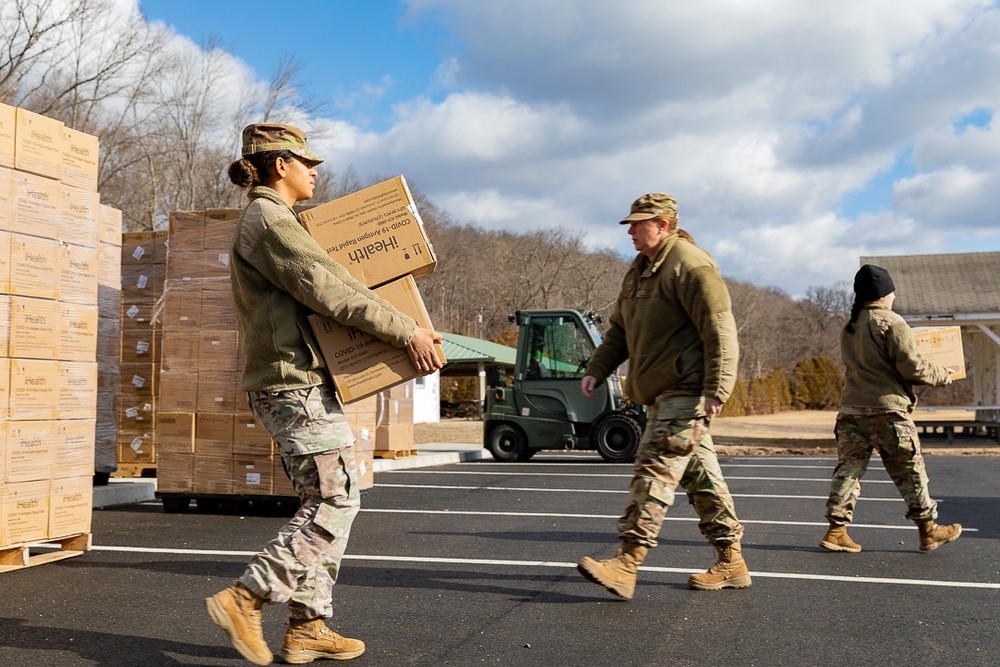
top-left (199, 331), bottom-right (239, 370)
top-left (0, 230), bottom-right (11, 294)
top-left (14, 107), bottom-right (62, 180)
top-left (121, 262), bottom-right (165, 298)
top-left (9, 360), bottom-right (60, 421)
top-left (12, 170), bottom-right (60, 239)
top-left (308, 274), bottom-right (445, 403)
top-left (9, 296), bottom-right (59, 360)
top-left (59, 242), bottom-right (99, 305)
top-left (160, 289), bottom-right (201, 330)
top-left (1, 481), bottom-right (51, 546)
top-left (379, 397), bottom-right (414, 424)
top-left (197, 371), bottom-right (240, 412)
top-left (122, 230), bottom-right (167, 264)
top-left (118, 429), bottom-right (154, 463)
top-left (156, 412), bottom-right (196, 454)
top-left (912, 326), bottom-right (966, 381)
top-left (0, 103), bottom-right (15, 168)
top-left (299, 176), bottom-right (436, 288)
top-left (272, 458), bottom-right (295, 497)
top-left (156, 452), bottom-right (194, 493)
top-left (61, 126), bottom-right (99, 191)
top-left (59, 361), bottom-right (98, 420)
top-left (52, 420), bottom-right (96, 480)
top-left (202, 208), bottom-right (241, 249)
top-left (98, 204), bottom-right (123, 246)
top-left (200, 286), bottom-right (237, 330)
top-left (4, 420), bottom-right (55, 483)
top-left (10, 233), bottom-right (59, 300)
top-left (120, 362), bottom-right (158, 398)
top-left (48, 475), bottom-right (93, 537)
top-left (232, 455), bottom-right (274, 495)
top-left (120, 329), bottom-right (157, 364)
top-left (234, 414), bottom-right (273, 456)
top-left (193, 455), bottom-right (233, 494)
top-left (0, 357), bottom-right (10, 422)
top-left (168, 211), bottom-right (206, 250)
top-left (374, 423), bottom-right (414, 452)
top-left (59, 184), bottom-right (99, 247)
top-left (59, 302), bottom-right (99, 361)
top-left (0, 167), bottom-right (12, 230)
top-left (158, 370), bottom-right (199, 411)
top-left (195, 412), bottom-right (234, 456)
top-left (120, 295), bottom-right (158, 329)
top-left (98, 241), bottom-right (122, 288)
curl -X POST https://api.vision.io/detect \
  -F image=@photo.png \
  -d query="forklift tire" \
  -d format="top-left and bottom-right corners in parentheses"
top-left (592, 413), bottom-right (642, 463)
top-left (487, 424), bottom-right (530, 462)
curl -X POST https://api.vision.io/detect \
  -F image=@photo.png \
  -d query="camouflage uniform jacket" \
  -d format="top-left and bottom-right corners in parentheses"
top-left (585, 232), bottom-right (738, 406)
top-left (839, 303), bottom-right (949, 412)
top-left (231, 186), bottom-right (418, 392)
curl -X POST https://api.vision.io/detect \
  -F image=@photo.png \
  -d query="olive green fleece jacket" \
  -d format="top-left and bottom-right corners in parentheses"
top-left (585, 232), bottom-right (739, 406)
top-left (230, 187), bottom-right (418, 392)
top-left (839, 303), bottom-right (949, 413)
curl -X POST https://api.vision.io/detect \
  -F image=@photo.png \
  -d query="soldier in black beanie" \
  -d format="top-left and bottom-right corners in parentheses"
top-left (821, 264), bottom-right (961, 554)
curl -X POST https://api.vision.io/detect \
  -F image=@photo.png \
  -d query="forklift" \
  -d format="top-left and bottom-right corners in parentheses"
top-left (483, 309), bottom-right (645, 462)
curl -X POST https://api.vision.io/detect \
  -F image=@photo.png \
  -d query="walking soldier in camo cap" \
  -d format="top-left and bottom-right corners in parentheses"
top-left (205, 123), bottom-right (443, 664)
top-left (577, 193), bottom-right (751, 599)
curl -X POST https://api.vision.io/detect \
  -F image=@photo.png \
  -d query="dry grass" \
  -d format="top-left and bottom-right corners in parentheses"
top-left (414, 409), bottom-right (1000, 456)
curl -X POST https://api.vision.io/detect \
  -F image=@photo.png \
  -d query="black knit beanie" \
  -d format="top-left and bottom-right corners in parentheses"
top-left (854, 264), bottom-right (895, 302)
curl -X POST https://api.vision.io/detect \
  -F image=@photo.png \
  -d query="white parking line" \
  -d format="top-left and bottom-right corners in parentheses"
top-left (375, 482), bottom-right (904, 501)
top-left (360, 507), bottom-right (978, 532)
top-left (79, 545), bottom-right (998, 590)
top-left (386, 470), bottom-right (893, 484)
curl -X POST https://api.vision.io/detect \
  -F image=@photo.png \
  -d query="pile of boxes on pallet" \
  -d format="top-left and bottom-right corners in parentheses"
top-left (116, 230), bottom-right (167, 471)
top-left (0, 104), bottom-right (122, 550)
top-left (153, 175), bottom-right (441, 498)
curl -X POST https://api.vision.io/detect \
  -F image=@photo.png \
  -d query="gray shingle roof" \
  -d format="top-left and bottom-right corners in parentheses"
top-left (861, 252), bottom-right (1000, 318)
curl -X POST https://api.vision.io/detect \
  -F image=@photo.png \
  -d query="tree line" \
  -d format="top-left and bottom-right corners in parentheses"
top-left (1, 0), bottom-right (970, 414)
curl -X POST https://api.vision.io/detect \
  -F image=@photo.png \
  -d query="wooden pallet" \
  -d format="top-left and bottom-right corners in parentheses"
top-left (373, 449), bottom-right (419, 459)
top-left (111, 463), bottom-right (157, 478)
top-left (0, 533), bottom-right (92, 574)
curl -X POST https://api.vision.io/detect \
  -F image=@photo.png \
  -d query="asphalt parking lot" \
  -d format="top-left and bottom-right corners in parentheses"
top-left (1, 452), bottom-right (997, 667)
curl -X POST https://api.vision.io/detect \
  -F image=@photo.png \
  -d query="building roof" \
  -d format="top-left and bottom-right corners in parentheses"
top-left (441, 332), bottom-right (517, 366)
top-left (861, 252), bottom-right (1000, 323)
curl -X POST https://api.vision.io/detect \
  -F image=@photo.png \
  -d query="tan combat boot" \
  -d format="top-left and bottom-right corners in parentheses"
top-left (280, 618), bottom-right (366, 664)
top-left (577, 543), bottom-right (649, 600)
top-left (917, 520), bottom-right (962, 552)
top-left (688, 541), bottom-right (752, 590)
top-left (820, 523), bottom-right (862, 553)
top-left (205, 582), bottom-right (272, 666)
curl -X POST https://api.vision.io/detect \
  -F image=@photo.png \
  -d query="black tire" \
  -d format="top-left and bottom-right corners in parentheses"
top-left (592, 413), bottom-right (642, 463)
top-left (487, 424), bottom-right (530, 462)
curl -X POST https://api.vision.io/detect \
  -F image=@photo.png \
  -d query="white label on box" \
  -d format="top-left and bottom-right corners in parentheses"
top-left (136, 341), bottom-right (149, 354)
top-left (211, 340), bottom-right (220, 346)
top-left (131, 246), bottom-right (145, 260)
top-left (214, 396), bottom-right (223, 402)
top-left (125, 407), bottom-right (139, 418)
top-left (359, 427), bottom-right (369, 440)
top-left (218, 252), bottom-right (230, 267)
top-left (245, 473), bottom-right (261, 485)
top-left (126, 304), bottom-right (139, 318)
top-left (136, 274), bottom-right (148, 289)
top-left (130, 437), bottom-right (143, 452)
top-left (131, 375), bottom-right (145, 388)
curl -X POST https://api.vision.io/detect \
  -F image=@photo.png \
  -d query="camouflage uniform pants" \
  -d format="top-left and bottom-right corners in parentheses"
top-left (238, 385), bottom-right (360, 620)
top-left (618, 395), bottom-right (744, 548)
top-left (826, 410), bottom-right (937, 525)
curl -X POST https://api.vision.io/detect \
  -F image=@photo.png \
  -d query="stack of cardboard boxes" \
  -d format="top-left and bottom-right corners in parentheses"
top-left (116, 230), bottom-right (167, 471)
top-left (0, 104), bottom-right (115, 551)
top-left (95, 206), bottom-right (123, 478)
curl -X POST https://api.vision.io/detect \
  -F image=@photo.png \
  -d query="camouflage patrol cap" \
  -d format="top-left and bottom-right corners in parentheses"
top-left (620, 193), bottom-right (678, 224)
top-left (241, 123), bottom-right (324, 164)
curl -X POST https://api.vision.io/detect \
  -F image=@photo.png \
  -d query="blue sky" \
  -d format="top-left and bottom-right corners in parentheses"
top-left (136, 0), bottom-right (1000, 297)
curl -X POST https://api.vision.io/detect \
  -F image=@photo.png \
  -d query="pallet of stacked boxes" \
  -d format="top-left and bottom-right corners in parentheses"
top-left (154, 209), bottom-right (380, 513)
top-left (116, 230), bottom-right (167, 478)
top-left (95, 205), bottom-right (123, 484)
top-left (1, 105), bottom-right (100, 571)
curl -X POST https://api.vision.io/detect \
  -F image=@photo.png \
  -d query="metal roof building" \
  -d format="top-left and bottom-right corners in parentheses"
top-left (862, 251), bottom-right (1000, 421)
